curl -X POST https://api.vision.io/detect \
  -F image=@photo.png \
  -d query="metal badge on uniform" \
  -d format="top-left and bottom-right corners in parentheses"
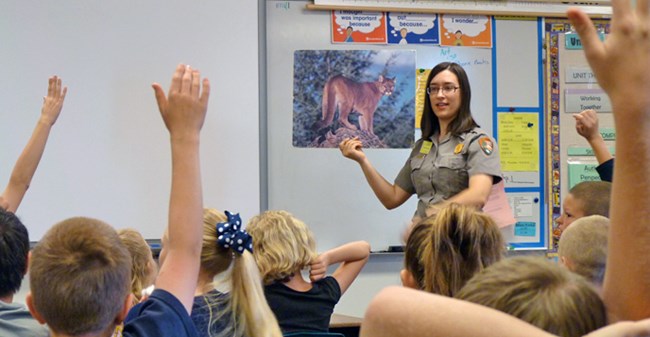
top-left (454, 143), bottom-right (464, 154)
top-left (420, 141), bottom-right (433, 154)
top-left (478, 137), bottom-right (494, 155)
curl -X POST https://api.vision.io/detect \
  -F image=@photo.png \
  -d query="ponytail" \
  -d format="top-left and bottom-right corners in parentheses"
top-left (231, 251), bottom-right (283, 337)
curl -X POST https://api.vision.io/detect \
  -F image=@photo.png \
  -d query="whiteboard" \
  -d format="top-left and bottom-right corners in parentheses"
top-left (0, 0), bottom-right (260, 241)
top-left (264, 1), bottom-right (544, 251)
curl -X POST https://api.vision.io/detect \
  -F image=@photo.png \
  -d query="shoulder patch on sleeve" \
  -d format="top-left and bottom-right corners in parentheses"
top-left (478, 137), bottom-right (494, 155)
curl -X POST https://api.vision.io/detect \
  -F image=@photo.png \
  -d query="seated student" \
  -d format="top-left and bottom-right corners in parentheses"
top-left (558, 215), bottom-right (609, 289)
top-left (118, 229), bottom-right (158, 305)
top-left (574, 109), bottom-right (614, 182)
top-left (455, 256), bottom-right (607, 337)
top-left (420, 203), bottom-right (504, 296)
top-left (112, 229), bottom-right (159, 337)
top-left (0, 75), bottom-right (66, 337)
top-left (26, 64), bottom-right (210, 337)
top-left (555, 181), bottom-right (611, 238)
top-left (245, 210), bottom-right (370, 333)
top-left (400, 220), bottom-right (431, 290)
top-left (360, 0), bottom-right (650, 331)
top-left (190, 208), bottom-right (282, 337)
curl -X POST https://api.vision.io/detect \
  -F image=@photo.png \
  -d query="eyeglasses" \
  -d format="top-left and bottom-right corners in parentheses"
top-left (427, 85), bottom-right (459, 95)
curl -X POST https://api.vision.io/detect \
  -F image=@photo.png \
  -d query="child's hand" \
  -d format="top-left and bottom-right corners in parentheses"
top-left (309, 253), bottom-right (330, 282)
top-left (40, 76), bottom-right (67, 126)
top-left (152, 64), bottom-right (210, 140)
top-left (573, 109), bottom-right (600, 142)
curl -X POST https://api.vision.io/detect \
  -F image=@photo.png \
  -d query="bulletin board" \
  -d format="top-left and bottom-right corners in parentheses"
top-left (545, 19), bottom-right (613, 249)
top-left (264, 0), bottom-right (548, 251)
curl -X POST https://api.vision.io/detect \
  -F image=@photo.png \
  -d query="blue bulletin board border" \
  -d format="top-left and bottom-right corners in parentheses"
top-left (492, 18), bottom-right (547, 250)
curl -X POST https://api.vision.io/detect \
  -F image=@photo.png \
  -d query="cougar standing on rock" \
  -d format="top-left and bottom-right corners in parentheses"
top-left (313, 74), bottom-right (395, 135)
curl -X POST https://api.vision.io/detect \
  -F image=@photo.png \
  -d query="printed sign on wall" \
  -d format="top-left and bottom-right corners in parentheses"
top-left (332, 11), bottom-right (387, 44)
top-left (440, 14), bottom-right (492, 47)
top-left (386, 13), bottom-right (439, 45)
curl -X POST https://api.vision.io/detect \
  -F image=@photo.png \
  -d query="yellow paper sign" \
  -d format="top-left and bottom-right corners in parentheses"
top-left (498, 113), bottom-right (539, 172)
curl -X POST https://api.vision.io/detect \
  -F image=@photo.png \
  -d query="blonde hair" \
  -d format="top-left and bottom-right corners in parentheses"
top-left (30, 217), bottom-right (131, 335)
top-left (246, 210), bottom-right (317, 285)
top-left (456, 256), bottom-right (607, 337)
top-left (403, 221), bottom-right (432, 290)
top-left (117, 228), bottom-right (155, 304)
top-left (421, 203), bottom-right (504, 296)
top-left (198, 208), bottom-right (282, 337)
top-left (558, 215), bottom-right (609, 285)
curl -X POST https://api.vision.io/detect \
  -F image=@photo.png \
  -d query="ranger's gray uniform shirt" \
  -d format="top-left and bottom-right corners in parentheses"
top-left (395, 127), bottom-right (502, 219)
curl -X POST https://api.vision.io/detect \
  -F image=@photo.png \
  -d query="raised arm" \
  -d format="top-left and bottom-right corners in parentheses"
top-left (309, 240), bottom-right (370, 294)
top-left (574, 109), bottom-right (612, 165)
top-left (1, 76), bottom-right (66, 212)
top-left (153, 64), bottom-right (210, 314)
top-left (568, 0), bottom-right (650, 321)
top-left (339, 137), bottom-right (411, 209)
top-left (360, 286), bottom-right (556, 337)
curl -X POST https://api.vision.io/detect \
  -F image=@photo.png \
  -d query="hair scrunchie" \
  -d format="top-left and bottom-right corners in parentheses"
top-left (216, 210), bottom-right (253, 254)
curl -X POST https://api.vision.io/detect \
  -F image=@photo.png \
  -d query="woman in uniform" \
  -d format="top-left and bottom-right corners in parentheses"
top-left (339, 62), bottom-right (502, 224)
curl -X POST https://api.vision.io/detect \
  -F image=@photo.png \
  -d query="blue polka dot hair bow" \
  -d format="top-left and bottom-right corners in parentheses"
top-left (217, 211), bottom-right (253, 254)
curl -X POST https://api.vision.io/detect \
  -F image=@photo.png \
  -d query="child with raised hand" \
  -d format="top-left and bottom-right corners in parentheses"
top-left (26, 64), bottom-right (209, 337)
top-left (0, 75), bottom-right (66, 337)
top-left (574, 109), bottom-right (614, 182)
top-left (191, 208), bottom-right (282, 337)
top-left (1, 75), bottom-right (67, 213)
top-left (246, 210), bottom-right (370, 333)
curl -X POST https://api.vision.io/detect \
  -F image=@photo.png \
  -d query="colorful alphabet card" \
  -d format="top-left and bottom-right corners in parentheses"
top-left (387, 13), bottom-right (439, 45)
top-left (440, 14), bottom-right (492, 48)
top-left (332, 11), bottom-right (387, 44)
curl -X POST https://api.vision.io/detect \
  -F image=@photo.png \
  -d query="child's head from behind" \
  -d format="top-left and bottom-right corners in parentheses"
top-left (557, 181), bottom-right (611, 233)
top-left (401, 220), bottom-right (432, 289)
top-left (558, 215), bottom-right (609, 286)
top-left (200, 209), bottom-right (283, 337)
top-left (246, 210), bottom-right (316, 285)
top-left (0, 208), bottom-right (29, 299)
top-left (421, 203), bottom-right (504, 296)
top-left (456, 256), bottom-right (607, 337)
top-left (117, 228), bottom-right (157, 302)
top-left (28, 217), bottom-right (132, 336)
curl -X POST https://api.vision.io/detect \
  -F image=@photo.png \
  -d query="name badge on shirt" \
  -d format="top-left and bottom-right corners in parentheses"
top-left (454, 143), bottom-right (464, 154)
top-left (420, 141), bottom-right (432, 154)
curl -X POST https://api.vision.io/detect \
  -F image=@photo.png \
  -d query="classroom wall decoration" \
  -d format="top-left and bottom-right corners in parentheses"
top-left (293, 49), bottom-right (415, 149)
top-left (544, 19), bottom-right (612, 250)
top-left (439, 14), bottom-right (492, 47)
top-left (268, 1), bottom-right (546, 251)
top-left (386, 13), bottom-right (439, 45)
top-left (331, 11), bottom-right (387, 43)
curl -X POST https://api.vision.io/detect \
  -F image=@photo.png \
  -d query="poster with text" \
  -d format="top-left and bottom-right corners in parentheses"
top-left (440, 14), bottom-right (492, 48)
top-left (387, 12), bottom-right (439, 45)
top-left (332, 11), bottom-right (387, 44)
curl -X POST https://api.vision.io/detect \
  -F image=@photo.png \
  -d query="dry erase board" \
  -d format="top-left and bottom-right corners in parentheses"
top-left (264, 1), bottom-right (547, 250)
top-left (0, 1), bottom-right (260, 241)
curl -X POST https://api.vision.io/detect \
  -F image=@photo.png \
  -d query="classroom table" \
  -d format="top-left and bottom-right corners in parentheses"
top-left (330, 313), bottom-right (362, 337)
